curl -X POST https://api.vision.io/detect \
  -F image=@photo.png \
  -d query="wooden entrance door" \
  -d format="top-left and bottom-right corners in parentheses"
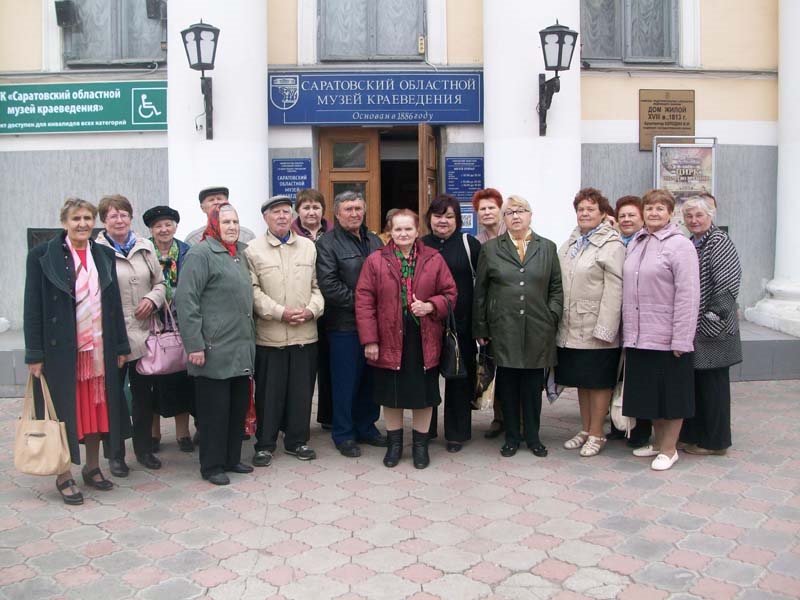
top-left (418, 123), bottom-right (438, 224)
top-left (319, 128), bottom-right (381, 233)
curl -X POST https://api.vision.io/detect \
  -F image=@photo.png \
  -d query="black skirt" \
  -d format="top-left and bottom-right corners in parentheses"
top-left (623, 348), bottom-right (694, 420)
top-left (373, 313), bottom-right (441, 410)
top-left (555, 347), bottom-right (621, 389)
top-left (154, 371), bottom-right (195, 418)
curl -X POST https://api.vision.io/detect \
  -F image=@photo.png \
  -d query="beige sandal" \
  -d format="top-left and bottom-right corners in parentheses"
top-left (579, 435), bottom-right (607, 457)
top-left (564, 431), bottom-right (589, 450)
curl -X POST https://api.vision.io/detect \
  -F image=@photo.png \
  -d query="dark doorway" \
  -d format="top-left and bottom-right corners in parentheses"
top-left (380, 160), bottom-right (418, 224)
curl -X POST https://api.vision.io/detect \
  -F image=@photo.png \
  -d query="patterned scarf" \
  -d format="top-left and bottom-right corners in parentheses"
top-left (66, 237), bottom-right (105, 403)
top-left (570, 224), bottom-right (601, 258)
top-left (393, 242), bottom-right (418, 325)
top-left (202, 205), bottom-right (238, 257)
top-left (152, 239), bottom-right (180, 303)
top-left (103, 230), bottom-right (137, 257)
top-left (510, 230), bottom-right (533, 262)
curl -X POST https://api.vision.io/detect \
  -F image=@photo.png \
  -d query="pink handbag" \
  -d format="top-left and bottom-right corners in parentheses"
top-left (136, 307), bottom-right (187, 376)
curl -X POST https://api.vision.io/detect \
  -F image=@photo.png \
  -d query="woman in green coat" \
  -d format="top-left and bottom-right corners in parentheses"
top-left (473, 195), bottom-right (563, 458)
top-left (175, 204), bottom-right (256, 485)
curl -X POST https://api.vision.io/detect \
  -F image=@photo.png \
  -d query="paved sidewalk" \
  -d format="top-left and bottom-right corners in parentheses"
top-left (1, 380), bottom-right (799, 600)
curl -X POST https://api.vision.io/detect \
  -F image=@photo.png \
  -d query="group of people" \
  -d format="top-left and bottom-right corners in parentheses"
top-left (24, 181), bottom-right (741, 505)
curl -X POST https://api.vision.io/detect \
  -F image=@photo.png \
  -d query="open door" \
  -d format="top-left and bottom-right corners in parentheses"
top-left (418, 123), bottom-right (438, 225)
top-left (319, 128), bottom-right (381, 233)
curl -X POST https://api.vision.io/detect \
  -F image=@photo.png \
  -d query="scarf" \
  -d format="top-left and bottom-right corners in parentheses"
top-left (201, 205), bottom-right (238, 256)
top-left (152, 239), bottom-right (180, 303)
top-left (509, 230), bottom-right (533, 262)
top-left (570, 224), bottom-right (601, 258)
top-left (619, 230), bottom-right (638, 247)
top-left (103, 230), bottom-right (137, 257)
top-left (66, 237), bottom-right (105, 403)
top-left (393, 242), bottom-right (418, 325)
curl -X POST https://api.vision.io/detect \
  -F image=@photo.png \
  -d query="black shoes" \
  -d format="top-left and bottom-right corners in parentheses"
top-left (336, 440), bottom-right (362, 458)
top-left (357, 433), bottom-right (388, 447)
top-left (285, 445), bottom-right (317, 461)
top-left (108, 458), bottom-right (130, 478)
top-left (56, 478), bottom-right (84, 505)
top-left (446, 442), bottom-right (463, 453)
top-left (226, 463), bottom-right (254, 474)
top-left (177, 436), bottom-right (194, 452)
top-left (203, 472), bottom-right (230, 486)
top-left (81, 467), bottom-right (113, 491)
top-left (136, 453), bottom-right (162, 470)
top-left (411, 430), bottom-right (430, 469)
top-left (252, 450), bottom-right (273, 467)
top-left (485, 420), bottom-right (504, 439)
top-left (383, 429), bottom-right (403, 468)
top-left (529, 443), bottom-right (548, 458)
top-left (500, 443), bottom-right (519, 457)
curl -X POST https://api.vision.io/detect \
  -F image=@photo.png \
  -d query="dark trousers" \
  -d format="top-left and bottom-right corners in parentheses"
top-left (254, 344), bottom-right (317, 452)
top-left (328, 330), bottom-right (380, 445)
top-left (680, 367), bottom-right (732, 450)
top-left (194, 376), bottom-right (249, 477)
top-left (109, 360), bottom-right (155, 460)
top-left (610, 416), bottom-right (652, 444)
top-left (315, 320), bottom-right (333, 426)
top-left (496, 366), bottom-right (544, 447)
top-left (429, 329), bottom-right (476, 442)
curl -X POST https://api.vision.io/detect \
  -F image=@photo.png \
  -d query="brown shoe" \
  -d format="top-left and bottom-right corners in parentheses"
top-left (684, 445), bottom-right (727, 456)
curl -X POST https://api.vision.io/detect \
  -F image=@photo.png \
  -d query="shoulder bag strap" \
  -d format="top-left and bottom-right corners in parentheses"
top-left (462, 233), bottom-right (475, 279)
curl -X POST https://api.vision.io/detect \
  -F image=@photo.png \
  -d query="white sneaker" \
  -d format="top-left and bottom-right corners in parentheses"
top-left (651, 452), bottom-right (679, 471)
top-left (632, 444), bottom-right (660, 457)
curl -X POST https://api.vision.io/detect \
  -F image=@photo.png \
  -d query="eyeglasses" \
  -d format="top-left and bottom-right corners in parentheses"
top-left (504, 209), bottom-right (530, 217)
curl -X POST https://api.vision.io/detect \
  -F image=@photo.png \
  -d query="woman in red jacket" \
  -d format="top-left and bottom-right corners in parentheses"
top-left (356, 209), bottom-right (457, 469)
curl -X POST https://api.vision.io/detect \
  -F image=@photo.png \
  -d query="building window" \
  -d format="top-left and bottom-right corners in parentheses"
top-left (63, 0), bottom-right (167, 67)
top-left (581, 0), bottom-right (678, 64)
top-left (319, 0), bottom-right (425, 61)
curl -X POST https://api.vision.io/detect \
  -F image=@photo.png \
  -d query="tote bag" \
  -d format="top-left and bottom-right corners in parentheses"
top-left (14, 374), bottom-right (71, 476)
top-left (136, 307), bottom-right (187, 376)
top-left (439, 300), bottom-right (467, 380)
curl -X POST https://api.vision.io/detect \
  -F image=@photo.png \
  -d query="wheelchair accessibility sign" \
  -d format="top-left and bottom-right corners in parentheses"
top-left (131, 87), bottom-right (167, 125)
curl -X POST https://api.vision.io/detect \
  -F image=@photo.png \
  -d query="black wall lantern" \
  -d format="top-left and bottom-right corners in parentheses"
top-left (181, 20), bottom-right (220, 140)
top-left (537, 21), bottom-right (578, 136)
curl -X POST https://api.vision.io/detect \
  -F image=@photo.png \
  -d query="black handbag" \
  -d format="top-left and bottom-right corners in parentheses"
top-left (439, 300), bottom-right (467, 380)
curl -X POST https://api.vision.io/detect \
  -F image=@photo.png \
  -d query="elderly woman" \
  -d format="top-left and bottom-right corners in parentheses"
top-left (355, 209), bottom-right (457, 469)
top-left (24, 199), bottom-right (131, 504)
top-left (422, 194), bottom-right (481, 452)
top-left (679, 195), bottom-right (742, 456)
top-left (142, 206), bottom-right (194, 453)
top-left (291, 189), bottom-right (334, 431)
top-left (557, 188), bottom-right (625, 457)
top-left (473, 195), bottom-right (563, 458)
top-left (623, 189), bottom-right (700, 471)
top-left (176, 204), bottom-right (255, 485)
top-left (95, 195), bottom-right (165, 476)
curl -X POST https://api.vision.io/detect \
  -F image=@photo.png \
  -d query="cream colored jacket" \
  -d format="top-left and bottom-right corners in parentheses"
top-left (556, 222), bottom-right (625, 349)
top-left (245, 231), bottom-right (324, 348)
top-left (95, 233), bottom-right (166, 361)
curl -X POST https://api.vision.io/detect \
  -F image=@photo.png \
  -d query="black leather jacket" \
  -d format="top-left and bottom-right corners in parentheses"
top-left (316, 223), bottom-right (383, 332)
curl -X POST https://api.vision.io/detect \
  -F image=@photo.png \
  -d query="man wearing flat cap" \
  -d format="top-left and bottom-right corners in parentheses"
top-left (185, 186), bottom-right (256, 246)
top-left (245, 195), bottom-right (325, 466)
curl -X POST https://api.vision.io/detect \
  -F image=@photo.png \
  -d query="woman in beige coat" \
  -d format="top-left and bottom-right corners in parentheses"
top-left (556, 188), bottom-right (625, 457)
top-left (96, 195), bottom-right (166, 475)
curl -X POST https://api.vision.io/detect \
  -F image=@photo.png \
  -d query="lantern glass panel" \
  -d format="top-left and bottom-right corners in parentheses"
top-left (543, 33), bottom-right (561, 69)
top-left (184, 31), bottom-right (198, 66)
top-left (560, 34), bottom-right (576, 68)
top-left (199, 30), bottom-right (216, 65)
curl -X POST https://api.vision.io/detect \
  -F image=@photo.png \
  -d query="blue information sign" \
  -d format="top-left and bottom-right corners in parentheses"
top-left (269, 70), bottom-right (482, 126)
top-left (271, 158), bottom-right (312, 199)
top-left (445, 157), bottom-right (484, 235)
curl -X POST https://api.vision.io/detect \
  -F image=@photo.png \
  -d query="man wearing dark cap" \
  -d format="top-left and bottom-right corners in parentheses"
top-left (185, 186), bottom-right (256, 246)
top-left (245, 195), bottom-right (324, 467)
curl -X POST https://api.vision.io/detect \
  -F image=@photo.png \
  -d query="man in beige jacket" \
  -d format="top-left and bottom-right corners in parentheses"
top-left (245, 196), bottom-right (325, 466)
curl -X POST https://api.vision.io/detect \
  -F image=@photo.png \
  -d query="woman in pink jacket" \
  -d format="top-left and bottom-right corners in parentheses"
top-left (622, 189), bottom-right (700, 471)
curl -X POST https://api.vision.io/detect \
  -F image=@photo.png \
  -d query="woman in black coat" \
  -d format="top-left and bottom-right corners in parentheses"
top-left (422, 195), bottom-right (481, 452)
top-left (24, 198), bottom-right (131, 505)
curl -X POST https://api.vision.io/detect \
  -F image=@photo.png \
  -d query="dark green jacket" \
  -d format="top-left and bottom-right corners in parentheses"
top-left (175, 238), bottom-right (255, 380)
top-left (24, 234), bottom-right (131, 464)
top-left (472, 231), bottom-right (563, 369)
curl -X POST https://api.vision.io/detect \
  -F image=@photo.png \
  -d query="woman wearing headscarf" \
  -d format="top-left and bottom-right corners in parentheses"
top-left (95, 195), bottom-right (166, 476)
top-left (24, 198), bottom-right (131, 504)
top-left (143, 206), bottom-right (194, 453)
top-left (176, 204), bottom-right (256, 485)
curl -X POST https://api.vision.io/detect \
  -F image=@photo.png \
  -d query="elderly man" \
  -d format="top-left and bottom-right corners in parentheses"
top-left (185, 186), bottom-right (256, 246)
top-left (316, 191), bottom-right (385, 457)
top-left (246, 195), bottom-right (325, 466)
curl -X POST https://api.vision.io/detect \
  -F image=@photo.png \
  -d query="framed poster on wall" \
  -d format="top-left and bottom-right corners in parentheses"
top-left (654, 136), bottom-right (716, 214)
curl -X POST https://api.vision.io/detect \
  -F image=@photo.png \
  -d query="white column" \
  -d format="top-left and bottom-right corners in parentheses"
top-left (745, 0), bottom-right (800, 337)
top-left (482, 0), bottom-right (581, 243)
top-left (167, 0), bottom-right (268, 237)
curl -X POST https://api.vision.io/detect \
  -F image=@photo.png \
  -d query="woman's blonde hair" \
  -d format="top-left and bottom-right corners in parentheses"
top-left (502, 195), bottom-right (532, 215)
top-left (60, 197), bottom-right (97, 223)
top-left (682, 196), bottom-right (716, 221)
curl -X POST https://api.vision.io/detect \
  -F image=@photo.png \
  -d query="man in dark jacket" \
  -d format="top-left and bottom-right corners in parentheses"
top-left (315, 191), bottom-right (386, 457)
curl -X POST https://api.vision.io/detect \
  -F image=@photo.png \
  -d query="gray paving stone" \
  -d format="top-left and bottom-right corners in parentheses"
top-left (423, 574), bottom-right (492, 600)
top-left (129, 507), bottom-right (179, 524)
top-left (618, 537), bottom-right (673, 561)
top-left (280, 574), bottom-right (348, 600)
top-left (705, 558), bottom-right (763, 585)
top-left (0, 576), bottom-right (61, 600)
top-left (494, 573), bottom-right (559, 600)
top-left (90, 549), bottom-right (149, 575)
top-left (208, 578), bottom-right (278, 600)
top-left (171, 526), bottom-right (226, 549)
top-left (687, 490), bottom-right (739, 507)
top-left (714, 507), bottom-right (766, 529)
top-left (625, 474), bottom-right (667, 490)
top-left (597, 515), bottom-right (648, 535)
top-left (657, 512), bottom-right (707, 531)
top-left (563, 567), bottom-right (628, 599)
top-left (51, 524), bottom-right (108, 546)
top-left (65, 576), bottom-right (134, 600)
top-left (744, 486), bottom-right (792, 503)
top-left (27, 549), bottom-right (87, 574)
top-left (771, 505), bottom-right (800, 522)
top-left (73, 506), bottom-right (125, 525)
top-left (140, 577), bottom-right (204, 600)
top-left (740, 529), bottom-right (797, 552)
top-left (678, 533), bottom-right (737, 557)
top-left (157, 549), bottom-right (215, 574)
top-left (111, 526), bottom-right (168, 546)
top-left (0, 525), bottom-right (47, 547)
top-left (738, 590), bottom-right (794, 600)
top-left (633, 562), bottom-right (696, 592)
top-left (0, 548), bottom-right (23, 567)
top-left (768, 551), bottom-right (800, 578)
top-left (550, 540), bottom-right (609, 567)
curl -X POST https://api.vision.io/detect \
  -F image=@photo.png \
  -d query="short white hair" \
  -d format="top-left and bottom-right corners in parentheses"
top-left (502, 195), bottom-right (532, 215)
top-left (682, 196), bottom-right (716, 221)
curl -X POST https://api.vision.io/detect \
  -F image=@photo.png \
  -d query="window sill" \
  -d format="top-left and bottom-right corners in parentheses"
top-left (581, 63), bottom-right (777, 77)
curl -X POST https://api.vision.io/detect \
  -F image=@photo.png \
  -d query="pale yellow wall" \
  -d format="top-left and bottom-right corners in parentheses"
top-left (446, 0), bottom-right (481, 64)
top-left (268, 0), bottom-right (297, 65)
top-left (701, 0), bottom-right (777, 70)
top-left (0, 0), bottom-right (43, 71)
top-left (582, 75), bottom-right (777, 121)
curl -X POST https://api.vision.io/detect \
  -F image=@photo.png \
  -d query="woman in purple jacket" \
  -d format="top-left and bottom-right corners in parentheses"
top-left (622, 189), bottom-right (700, 471)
